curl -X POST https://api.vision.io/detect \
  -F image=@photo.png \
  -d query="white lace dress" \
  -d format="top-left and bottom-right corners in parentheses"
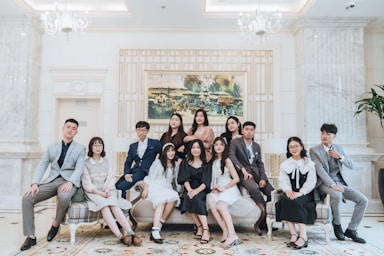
top-left (208, 159), bottom-right (242, 206)
top-left (143, 159), bottom-right (180, 208)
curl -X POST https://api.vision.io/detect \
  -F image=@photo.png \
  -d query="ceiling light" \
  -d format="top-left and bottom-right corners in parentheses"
top-left (238, 2), bottom-right (282, 41)
top-left (40, 1), bottom-right (88, 35)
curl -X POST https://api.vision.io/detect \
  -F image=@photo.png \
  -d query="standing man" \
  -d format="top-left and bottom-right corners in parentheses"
top-left (20, 118), bottom-right (86, 251)
top-left (115, 121), bottom-right (162, 199)
top-left (309, 123), bottom-right (368, 243)
top-left (229, 121), bottom-right (275, 233)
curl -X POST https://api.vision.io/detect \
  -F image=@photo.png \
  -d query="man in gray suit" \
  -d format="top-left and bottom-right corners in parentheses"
top-left (20, 118), bottom-right (86, 251)
top-left (309, 123), bottom-right (368, 244)
top-left (229, 121), bottom-right (275, 233)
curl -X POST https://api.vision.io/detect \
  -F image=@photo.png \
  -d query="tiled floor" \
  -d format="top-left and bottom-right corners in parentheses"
top-left (2, 204), bottom-right (384, 256)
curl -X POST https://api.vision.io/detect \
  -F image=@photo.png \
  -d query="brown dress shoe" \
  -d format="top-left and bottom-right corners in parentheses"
top-left (121, 235), bottom-right (142, 246)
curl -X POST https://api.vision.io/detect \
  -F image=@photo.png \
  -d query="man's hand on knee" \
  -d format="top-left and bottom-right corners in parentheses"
top-left (125, 174), bottom-right (133, 183)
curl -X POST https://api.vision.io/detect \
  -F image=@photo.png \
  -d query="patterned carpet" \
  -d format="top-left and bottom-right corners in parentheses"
top-left (14, 223), bottom-right (382, 256)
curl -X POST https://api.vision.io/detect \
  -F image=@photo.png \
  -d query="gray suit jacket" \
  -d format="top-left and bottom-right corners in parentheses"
top-left (32, 140), bottom-right (86, 187)
top-left (229, 137), bottom-right (268, 181)
top-left (309, 143), bottom-right (353, 188)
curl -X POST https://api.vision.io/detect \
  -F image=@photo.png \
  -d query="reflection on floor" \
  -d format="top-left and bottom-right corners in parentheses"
top-left (2, 203), bottom-right (384, 256)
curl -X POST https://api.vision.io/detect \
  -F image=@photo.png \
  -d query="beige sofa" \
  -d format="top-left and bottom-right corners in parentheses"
top-left (130, 181), bottom-right (265, 235)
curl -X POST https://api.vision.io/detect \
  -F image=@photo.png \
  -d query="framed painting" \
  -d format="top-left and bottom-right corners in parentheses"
top-left (145, 70), bottom-right (247, 124)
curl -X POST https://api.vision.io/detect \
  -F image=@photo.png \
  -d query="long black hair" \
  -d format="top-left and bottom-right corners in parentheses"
top-left (160, 143), bottom-right (176, 176)
top-left (163, 113), bottom-right (185, 146)
top-left (210, 136), bottom-right (229, 175)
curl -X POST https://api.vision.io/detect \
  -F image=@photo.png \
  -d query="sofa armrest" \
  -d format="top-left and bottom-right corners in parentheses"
top-left (131, 181), bottom-right (145, 205)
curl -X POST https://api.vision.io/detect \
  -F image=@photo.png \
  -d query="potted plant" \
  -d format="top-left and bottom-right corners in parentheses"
top-left (354, 84), bottom-right (384, 126)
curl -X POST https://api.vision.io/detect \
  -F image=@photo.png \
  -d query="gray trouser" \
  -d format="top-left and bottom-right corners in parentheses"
top-left (22, 177), bottom-right (76, 236)
top-left (318, 183), bottom-right (368, 230)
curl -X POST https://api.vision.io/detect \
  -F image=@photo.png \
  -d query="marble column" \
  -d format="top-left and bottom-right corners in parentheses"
top-left (0, 17), bottom-right (42, 211)
top-left (293, 18), bottom-right (383, 214)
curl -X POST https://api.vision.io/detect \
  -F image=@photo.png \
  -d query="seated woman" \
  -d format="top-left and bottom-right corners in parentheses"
top-left (141, 143), bottom-right (180, 244)
top-left (82, 137), bottom-right (141, 246)
top-left (207, 137), bottom-right (242, 249)
top-left (177, 139), bottom-right (212, 244)
top-left (276, 136), bottom-right (317, 250)
top-left (184, 108), bottom-right (215, 161)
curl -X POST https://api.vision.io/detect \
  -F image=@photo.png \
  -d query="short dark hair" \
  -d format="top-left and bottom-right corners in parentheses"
top-left (88, 137), bottom-right (106, 157)
top-left (320, 123), bottom-right (337, 134)
top-left (65, 118), bottom-right (79, 127)
top-left (243, 121), bottom-right (256, 129)
top-left (136, 121), bottom-right (150, 130)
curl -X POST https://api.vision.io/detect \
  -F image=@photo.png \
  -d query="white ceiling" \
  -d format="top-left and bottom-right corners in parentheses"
top-left (1, 0), bottom-right (383, 32)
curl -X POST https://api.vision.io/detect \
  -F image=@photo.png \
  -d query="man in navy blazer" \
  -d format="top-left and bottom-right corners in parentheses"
top-left (310, 123), bottom-right (368, 244)
top-left (115, 121), bottom-right (162, 199)
top-left (20, 118), bottom-right (86, 251)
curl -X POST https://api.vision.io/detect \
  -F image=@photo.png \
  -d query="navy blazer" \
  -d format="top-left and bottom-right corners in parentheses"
top-left (123, 138), bottom-right (162, 175)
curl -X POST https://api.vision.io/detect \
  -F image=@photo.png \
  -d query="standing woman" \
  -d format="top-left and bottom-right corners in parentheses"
top-left (141, 143), bottom-right (180, 244)
top-left (160, 113), bottom-right (187, 159)
top-left (177, 139), bottom-right (212, 244)
top-left (220, 116), bottom-right (242, 146)
top-left (82, 137), bottom-right (142, 246)
top-left (276, 136), bottom-right (317, 250)
top-left (207, 137), bottom-right (242, 248)
top-left (184, 108), bottom-right (215, 161)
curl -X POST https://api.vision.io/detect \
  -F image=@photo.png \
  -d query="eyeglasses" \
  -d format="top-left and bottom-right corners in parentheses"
top-left (288, 145), bottom-right (301, 150)
top-left (136, 128), bottom-right (148, 133)
top-left (92, 144), bottom-right (103, 148)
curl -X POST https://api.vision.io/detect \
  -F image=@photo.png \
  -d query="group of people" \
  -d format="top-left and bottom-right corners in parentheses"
top-left (19, 111), bottom-right (368, 252)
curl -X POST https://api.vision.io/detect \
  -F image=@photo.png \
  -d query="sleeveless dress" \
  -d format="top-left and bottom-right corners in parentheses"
top-left (208, 159), bottom-right (242, 206)
top-left (143, 159), bottom-right (180, 208)
top-left (177, 160), bottom-right (212, 215)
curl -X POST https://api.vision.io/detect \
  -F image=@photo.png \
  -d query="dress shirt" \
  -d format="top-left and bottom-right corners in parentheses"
top-left (137, 137), bottom-right (148, 159)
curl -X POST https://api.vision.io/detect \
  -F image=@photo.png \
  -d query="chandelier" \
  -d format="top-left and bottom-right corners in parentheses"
top-left (40, 1), bottom-right (88, 35)
top-left (238, 3), bottom-right (282, 40)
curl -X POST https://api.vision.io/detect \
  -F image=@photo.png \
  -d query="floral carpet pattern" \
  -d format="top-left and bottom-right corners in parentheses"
top-left (15, 223), bottom-right (382, 256)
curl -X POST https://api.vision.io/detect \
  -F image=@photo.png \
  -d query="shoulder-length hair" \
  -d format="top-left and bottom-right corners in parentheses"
top-left (185, 139), bottom-right (207, 164)
top-left (210, 136), bottom-right (229, 175)
top-left (286, 136), bottom-right (307, 159)
top-left (191, 108), bottom-right (209, 134)
top-left (87, 137), bottom-right (106, 157)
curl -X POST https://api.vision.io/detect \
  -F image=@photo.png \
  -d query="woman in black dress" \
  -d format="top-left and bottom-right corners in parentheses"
top-left (220, 115), bottom-right (242, 146)
top-left (177, 139), bottom-right (212, 244)
top-left (276, 137), bottom-right (317, 250)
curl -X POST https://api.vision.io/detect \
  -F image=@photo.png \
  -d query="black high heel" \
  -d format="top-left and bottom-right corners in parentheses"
top-left (194, 225), bottom-right (203, 239)
top-left (286, 233), bottom-right (298, 247)
top-left (200, 229), bottom-right (210, 244)
top-left (292, 237), bottom-right (308, 250)
top-left (150, 228), bottom-right (163, 244)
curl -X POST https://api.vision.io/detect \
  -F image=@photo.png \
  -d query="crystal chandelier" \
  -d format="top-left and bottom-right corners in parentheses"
top-left (238, 2), bottom-right (282, 41)
top-left (40, 1), bottom-right (88, 35)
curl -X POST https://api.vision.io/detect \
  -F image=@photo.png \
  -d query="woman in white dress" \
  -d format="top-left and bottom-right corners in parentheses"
top-left (207, 137), bottom-right (242, 248)
top-left (82, 137), bottom-right (142, 246)
top-left (141, 143), bottom-right (180, 244)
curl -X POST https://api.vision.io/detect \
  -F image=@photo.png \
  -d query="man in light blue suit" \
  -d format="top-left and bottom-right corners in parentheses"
top-left (115, 121), bottom-right (162, 199)
top-left (309, 123), bottom-right (368, 244)
top-left (20, 118), bottom-right (86, 251)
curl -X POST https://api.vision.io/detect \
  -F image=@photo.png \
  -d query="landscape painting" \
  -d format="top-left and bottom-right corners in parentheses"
top-left (145, 71), bottom-right (246, 123)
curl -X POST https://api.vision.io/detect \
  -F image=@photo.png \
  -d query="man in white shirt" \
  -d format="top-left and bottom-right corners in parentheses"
top-left (115, 121), bottom-right (162, 199)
